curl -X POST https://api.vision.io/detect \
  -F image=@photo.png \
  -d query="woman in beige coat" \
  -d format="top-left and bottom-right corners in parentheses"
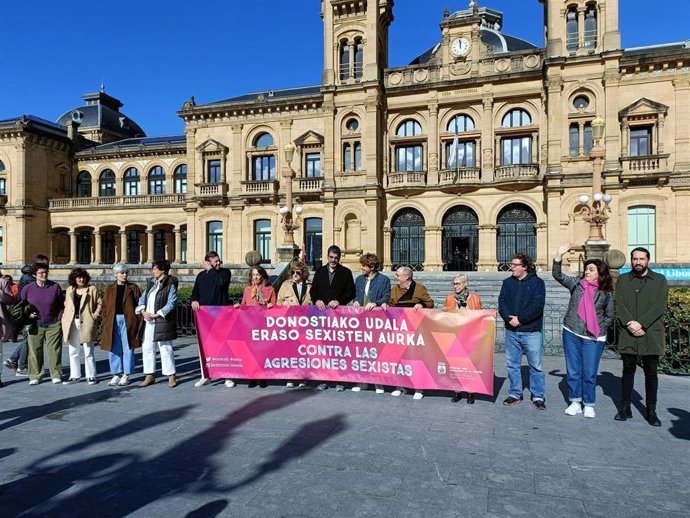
top-left (61, 268), bottom-right (102, 385)
top-left (276, 260), bottom-right (311, 388)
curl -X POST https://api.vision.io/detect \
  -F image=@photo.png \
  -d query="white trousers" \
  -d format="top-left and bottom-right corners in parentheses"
top-left (142, 320), bottom-right (175, 375)
top-left (66, 320), bottom-right (96, 379)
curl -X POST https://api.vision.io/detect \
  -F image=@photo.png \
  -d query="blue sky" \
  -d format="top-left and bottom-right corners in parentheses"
top-left (1, 0), bottom-right (688, 137)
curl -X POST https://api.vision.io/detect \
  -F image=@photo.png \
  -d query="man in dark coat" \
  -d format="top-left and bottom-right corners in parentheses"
top-left (191, 251), bottom-right (233, 388)
top-left (310, 245), bottom-right (355, 391)
top-left (614, 247), bottom-right (668, 426)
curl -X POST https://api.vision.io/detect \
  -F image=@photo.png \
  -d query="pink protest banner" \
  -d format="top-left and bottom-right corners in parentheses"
top-left (195, 305), bottom-right (495, 395)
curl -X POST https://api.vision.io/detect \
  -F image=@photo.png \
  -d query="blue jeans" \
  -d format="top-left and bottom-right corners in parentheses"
top-left (108, 315), bottom-right (136, 375)
top-left (505, 330), bottom-right (545, 401)
top-left (562, 328), bottom-right (604, 406)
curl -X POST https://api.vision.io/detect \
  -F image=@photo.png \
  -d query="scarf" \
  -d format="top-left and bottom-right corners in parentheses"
top-left (454, 290), bottom-right (469, 308)
top-left (577, 278), bottom-right (600, 337)
top-left (251, 284), bottom-right (265, 303)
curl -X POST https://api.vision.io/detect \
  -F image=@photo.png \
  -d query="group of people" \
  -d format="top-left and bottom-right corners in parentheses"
top-left (1, 256), bottom-right (180, 389)
top-left (1, 244), bottom-right (669, 425)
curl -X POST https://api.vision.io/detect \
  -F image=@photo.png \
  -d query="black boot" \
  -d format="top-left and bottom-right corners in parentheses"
top-left (614, 403), bottom-right (632, 421)
top-left (645, 405), bottom-right (661, 427)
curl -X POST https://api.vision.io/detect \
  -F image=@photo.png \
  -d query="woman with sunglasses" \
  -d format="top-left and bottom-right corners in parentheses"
top-left (444, 274), bottom-right (482, 404)
top-left (276, 260), bottom-right (311, 388)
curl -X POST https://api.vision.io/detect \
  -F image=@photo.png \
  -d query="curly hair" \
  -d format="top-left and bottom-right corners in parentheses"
top-left (152, 259), bottom-right (171, 274)
top-left (68, 267), bottom-right (91, 287)
top-left (583, 259), bottom-right (613, 293)
top-left (511, 253), bottom-right (534, 272)
top-left (359, 253), bottom-right (380, 271)
top-left (290, 260), bottom-right (310, 281)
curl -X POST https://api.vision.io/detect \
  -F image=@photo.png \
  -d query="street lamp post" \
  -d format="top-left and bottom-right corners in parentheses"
top-left (579, 116), bottom-right (612, 260)
top-left (275, 142), bottom-right (302, 262)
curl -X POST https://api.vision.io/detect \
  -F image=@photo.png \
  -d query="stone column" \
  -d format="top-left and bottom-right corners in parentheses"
top-left (69, 231), bottom-right (77, 264)
top-left (476, 224), bottom-right (497, 270)
top-left (93, 230), bottom-right (102, 264)
top-left (119, 230), bottom-right (128, 264)
top-left (382, 227), bottom-right (392, 271)
top-left (428, 99), bottom-right (439, 181)
top-left (173, 227), bottom-right (182, 263)
top-left (482, 94), bottom-right (494, 181)
top-left (424, 226), bottom-right (443, 271)
top-left (146, 229), bottom-right (154, 263)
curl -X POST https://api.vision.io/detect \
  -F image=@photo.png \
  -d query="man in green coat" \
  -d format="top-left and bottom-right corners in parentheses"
top-left (614, 247), bottom-right (668, 426)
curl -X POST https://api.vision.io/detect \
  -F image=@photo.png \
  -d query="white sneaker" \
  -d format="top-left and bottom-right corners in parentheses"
top-left (29, 379), bottom-right (39, 385)
top-left (62, 378), bottom-right (80, 385)
top-left (194, 378), bottom-right (211, 387)
top-left (118, 375), bottom-right (130, 386)
top-left (375, 385), bottom-right (385, 394)
top-left (298, 381), bottom-right (307, 387)
top-left (108, 375), bottom-right (121, 386)
top-left (391, 388), bottom-right (406, 397)
top-left (583, 406), bottom-right (596, 419)
top-left (352, 383), bottom-right (368, 392)
top-left (224, 379), bottom-right (236, 388)
top-left (51, 378), bottom-right (62, 384)
top-left (564, 402), bottom-right (583, 416)
top-left (87, 378), bottom-right (97, 385)
top-left (286, 382), bottom-right (295, 388)
top-left (413, 391), bottom-right (424, 400)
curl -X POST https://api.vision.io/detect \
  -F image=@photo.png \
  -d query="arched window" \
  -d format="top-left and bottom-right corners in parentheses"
top-left (391, 208), bottom-right (425, 271)
top-left (0, 160), bottom-right (4, 172)
top-left (254, 219), bottom-right (271, 263)
top-left (339, 40), bottom-right (350, 81)
top-left (496, 203), bottom-right (537, 271)
top-left (123, 167), bottom-right (140, 196)
top-left (354, 38), bottom-right (364, 80)
top-left (396, 120), bottom-right (422, 137)
top-left (442, 206), bottom-right (479, 271)
top-left (207, 221), bottom-right (223, 260)
top-left (252, 133), bottom-right (276, 180)
top-left (569, 124), bottom-right (579, 157)
top-left (447, 115), bottom-right (475, 133)
top-left (254, 132), bottom-right (274, 148)
top-left (99, 170), bottom-right (116, 197)
top-left (584, 4), bottom-right (597, 50)
top-left (77, 171), bottom-right (92, 197)
top-left (502, 109), bottom-right (531, 127)
top-left (148, 166), bottom-right (166, 194)
top-left (628, 206), bottom-right (656, 261)
top-left (566, 7), bottom-right (578, 54)
top-left (174, 164), bottom-right (187, 193)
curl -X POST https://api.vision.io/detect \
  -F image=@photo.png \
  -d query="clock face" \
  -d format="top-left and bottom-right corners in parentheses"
top-left (451, 37), bottom-right (471, 57)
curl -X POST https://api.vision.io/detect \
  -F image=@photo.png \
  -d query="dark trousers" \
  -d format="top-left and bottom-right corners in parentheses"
top-left (620, 353), bottom-right (658, 406)
top-left (9, 337), bottom-right (28, 369)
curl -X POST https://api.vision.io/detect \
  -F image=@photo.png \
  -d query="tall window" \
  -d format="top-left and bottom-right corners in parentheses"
top-left (569, 122), bottom-right (593, 157)
top-left (501, 137), bottom-right (531, 165)
top-left (207, 159), bottom-right (221, 183)
top-left (630, 127), bottom-right (652, 156)
top-left (628, 206), bottom-right (656, 261)
top-left (0, 159), bottom-right (6, 196)
top-left (77, 171), bottom-right (92, 197)
top-left (77, 231), bottom-right (91, 264)
top-left (123, 167), bottom-right (140, 196)
top-left (180, 229), bottom-right (187, 263)
top-left (154, 229), bottom-right (166, 260)
top-left (343, 142), bottom-right (363, 171)
top-left (254, 219), bottom-right (271, 264)
top-left (502, 109), bottom-right (531, 128)
top-left (148, 166), bottom-right (166, 194)
top-left (127, 230), bottom-right (140, 263)
top-left (99, 170), bottom-right (116, 197)
top-left (397, 146), bottom-right (423, 171)
top-left (446, 141), bottom-right (475, 168)
top-left (354, 38), bottom-right (364, 80)
top-left (207, 221), bottom-right (223, 260)
top-left (102, 230), bottom-right (116, 264)
top-left (306, 153), bottom-right (321, 177)
top-left (304, 218), bottom-right (323, 268)
top-left (252, 133), bottom-right (276, 180)
top-left (339, 40), bottom-right (349, 81)
top-left (174, 164), bottom-right (187, 193)
top-left (584, 5), bottom-right (597, 50)
top-left (566, 8), bottom-right (578, 54)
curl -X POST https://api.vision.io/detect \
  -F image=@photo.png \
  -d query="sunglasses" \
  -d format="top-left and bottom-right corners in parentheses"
top-left (291, 270), bottom-right (302, 275)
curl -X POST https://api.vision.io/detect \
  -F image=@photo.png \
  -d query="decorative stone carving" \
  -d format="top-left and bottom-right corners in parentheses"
top-left (450, 62), bottom-right (471, 76)
top-left (413, 69), bottom-right (428, 83)
top-left (495, 58), bottom-right (510, 73)
top-left (388, 72), bottom-right (402, 85)
top-left (523, 55), bottom-right (540, 69)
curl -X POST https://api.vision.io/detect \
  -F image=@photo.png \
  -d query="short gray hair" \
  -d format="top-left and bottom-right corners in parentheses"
top-left (397, 266), bottom-right (413, 279)
top-left (113, 263), bottom-right (129, 274)
top-left (452, 274), bottom-right (468, 285)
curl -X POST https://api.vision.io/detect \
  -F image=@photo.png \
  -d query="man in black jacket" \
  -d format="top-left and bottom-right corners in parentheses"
top-left (309, 245), bottom-right (355, 391)
top-left (191, 251), bottom-right (233, 388)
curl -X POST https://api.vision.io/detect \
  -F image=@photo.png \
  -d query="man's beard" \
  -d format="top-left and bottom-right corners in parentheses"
top-left (633, 264), bottom-right (648, 275)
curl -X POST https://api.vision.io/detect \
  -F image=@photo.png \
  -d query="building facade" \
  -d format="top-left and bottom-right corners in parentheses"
top-left (1, 0), bottom-right (689, 272)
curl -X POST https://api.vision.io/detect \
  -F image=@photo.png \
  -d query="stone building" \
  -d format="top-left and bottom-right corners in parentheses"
top-left (1, 0), bottom-right (688, 272)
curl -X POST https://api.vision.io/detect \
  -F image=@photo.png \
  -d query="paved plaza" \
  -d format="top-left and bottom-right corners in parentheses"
top-left (1, 338), bottom-right (689, 518)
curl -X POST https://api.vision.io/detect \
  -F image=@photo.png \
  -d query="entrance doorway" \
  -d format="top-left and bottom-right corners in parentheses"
top-left (442, 206), bottom-right (478, 271)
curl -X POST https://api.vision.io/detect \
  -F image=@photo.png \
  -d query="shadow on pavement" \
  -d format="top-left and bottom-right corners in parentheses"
top-left (668, 408), bottom-right (690, 441)
top-left (3, 389), bottom-right (347, 516)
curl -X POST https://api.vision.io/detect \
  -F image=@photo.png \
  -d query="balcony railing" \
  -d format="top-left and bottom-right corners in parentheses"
top-left (195, 183), bottom-right (228, 197)
top-left (387, 171), bottom-right (427, 189)
top-left (240, 180), bottom-right (279, 196)
top-left (439, 168), bottom-right (481, 185)
top-left (49, 194), bottom-right (186, 210)
top-left (621, 154), bottom-right (669, 173)
top-left (495, 164), bottom-right (540, 181)
top-left (296, 177), bottom-right (323, 192)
